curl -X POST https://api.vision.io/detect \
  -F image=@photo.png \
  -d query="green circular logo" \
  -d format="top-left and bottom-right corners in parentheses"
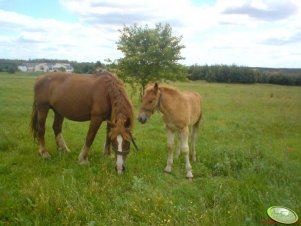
top-left (267, 206), bottom-right (298, 224)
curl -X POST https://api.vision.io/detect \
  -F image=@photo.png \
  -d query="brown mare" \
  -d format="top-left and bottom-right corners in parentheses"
top-left (30, 71), bottom-right (137, 174)
top-left (138, 83), bottom-right (202, 179)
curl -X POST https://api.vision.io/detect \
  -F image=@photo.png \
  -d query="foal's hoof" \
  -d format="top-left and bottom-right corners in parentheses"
top-left (164, 166), bottom-right (172, 174)
top-left (78, 159), bottom-right (89, 165)
top-left (41, 152), bottom-right (51, 159)
top-left (186, 171), bottom-right (193, 180)
top-left (164, 170), bottom-right (171, 175)
top-left (186, 177), bottom-right (193, 181)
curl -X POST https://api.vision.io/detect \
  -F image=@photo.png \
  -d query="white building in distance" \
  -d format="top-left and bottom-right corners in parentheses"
top-left (18, 63), bottom-right (73, 72)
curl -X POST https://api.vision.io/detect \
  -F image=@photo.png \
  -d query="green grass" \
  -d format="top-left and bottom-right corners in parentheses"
top-left (0, 72), bottom-right (301, 225)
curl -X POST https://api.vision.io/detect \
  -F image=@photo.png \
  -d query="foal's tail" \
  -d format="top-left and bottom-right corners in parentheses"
top-left (194, 109), bottom-right (203, 129)
top-left (30, 101), bottom-right (39, 141)
top-left (191, 103), bottom-right (203, 139)
top-left (192, 112), bottom-right (202, 138)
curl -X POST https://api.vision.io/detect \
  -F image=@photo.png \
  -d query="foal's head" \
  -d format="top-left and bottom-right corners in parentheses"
top-left (138, 83), bottom-right (161, 124)
top-left (108, 119), bottom-right (136, 174)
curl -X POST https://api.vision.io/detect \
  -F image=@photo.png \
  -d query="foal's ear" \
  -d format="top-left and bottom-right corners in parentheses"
top-left (154, 83), bottom-right (159, 93)
top-left (107, 121), bottom-right (116, 128)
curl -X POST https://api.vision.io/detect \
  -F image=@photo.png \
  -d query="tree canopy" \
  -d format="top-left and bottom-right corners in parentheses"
top-left (116, 23), bottom-right (186, 92)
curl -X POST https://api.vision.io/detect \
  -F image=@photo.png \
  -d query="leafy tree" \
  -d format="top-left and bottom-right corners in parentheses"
top-left (72, 62), bottom-right (96, 74)
top-left (58, 67), bottom-right (66, 72)
top-left (116, 23), bottom-right (186, 94)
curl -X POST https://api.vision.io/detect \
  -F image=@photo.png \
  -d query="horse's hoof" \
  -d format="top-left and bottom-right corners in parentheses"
top-left (79, 159), bottom-right (89, 165)
top-left (64, 147), bottom-right (71, 153)
top-left (103, 151), bottom-right (112, 157)
top-left (164, 170), bottom-right (171, 174)
top-left (186, 172), bottom-right (193, 180)
top-left (164, 166), bottom-right (172, 173)
top-left (58, 147), bottom-right (71, 153)
top-left (186, 177), bottom-right (193, 181)
top-left (41, 152), bottom-right (51, 159)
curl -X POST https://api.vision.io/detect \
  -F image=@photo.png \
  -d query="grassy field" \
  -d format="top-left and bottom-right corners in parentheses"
top-left (0, 72), bottom-right (300, 225)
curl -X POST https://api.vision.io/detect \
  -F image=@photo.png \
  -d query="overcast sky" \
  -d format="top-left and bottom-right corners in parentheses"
top-left (0, 0), bottom-right (301, 68)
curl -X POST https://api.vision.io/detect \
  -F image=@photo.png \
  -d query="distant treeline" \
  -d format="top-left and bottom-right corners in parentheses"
top-left (72, 61), bottom-right (105, 74)
top-left (1, 59), bottom-right (301, 86)
top-left (187, 64), bottom-right (301, 86)
top-left (0, 59), bottom-right (18, 73)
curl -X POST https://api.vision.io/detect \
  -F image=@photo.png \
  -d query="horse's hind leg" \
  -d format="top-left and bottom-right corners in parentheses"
top-left (53, 112), bottom-right (70, 153)
top-left (164, 128), bottom-right (175, 173)
top-left (175, 132), bottom-right (181, 159)
top-left (37, 106), bottom-right (50, 159)
top-left (191, 123), bottom-right (198, 161)
top-left (180, 126), bottom-right (193, 179)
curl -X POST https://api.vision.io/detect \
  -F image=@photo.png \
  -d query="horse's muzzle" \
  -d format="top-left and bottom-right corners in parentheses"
top-left (115, 164), bottom-right (126, 174)
top-left (137, 115), bottom-right (147, 124)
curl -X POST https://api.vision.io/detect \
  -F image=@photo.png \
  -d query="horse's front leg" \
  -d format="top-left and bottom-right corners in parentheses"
top-left (164, 128), bottom-right (175, 173)
top-left (78, 117), bottom-right (102, 165)
top-left (175, 132), bottom-right (181, 159)
top-left (103, 123), bottom-right (112, 156)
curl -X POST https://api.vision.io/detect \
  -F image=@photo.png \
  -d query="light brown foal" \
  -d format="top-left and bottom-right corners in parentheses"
top-left (138, 83), bottom-right (202, 179)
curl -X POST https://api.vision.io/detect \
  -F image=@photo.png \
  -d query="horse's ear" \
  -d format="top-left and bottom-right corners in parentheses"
top-left (154, 83), bottom-right (159, 93)
top-left (107, 121), bottom-right (116, 128)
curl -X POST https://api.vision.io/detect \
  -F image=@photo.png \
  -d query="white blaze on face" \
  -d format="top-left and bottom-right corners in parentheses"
top-left (116, 135), bottom-right (123, 173)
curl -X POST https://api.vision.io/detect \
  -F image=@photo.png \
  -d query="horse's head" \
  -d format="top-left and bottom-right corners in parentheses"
top-left (108, 119), bottom-right (137, 174)
top-left (138, 83), bottom-right (161, 124)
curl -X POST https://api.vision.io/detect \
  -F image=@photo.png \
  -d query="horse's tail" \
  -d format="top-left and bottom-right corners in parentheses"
top-left (195, 94), bottom-right (203, 129)
top-left (30, 101), bottom-right (39, 141)
top-left (192, 111), bottom-right (202, 136)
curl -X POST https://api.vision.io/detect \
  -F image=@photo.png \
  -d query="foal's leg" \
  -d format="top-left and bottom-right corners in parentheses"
top-left (180, 127), bottom-right (193, 179)
top-left (164, 129), bottom-right (175, 173)
top-left (175, 132), bottom-right (181, 159)
top-left (191, 124), bottom-right (198, 161)
top-left (53, 112), bottom-right (70, 153)
top-left (103, 124), bottom-right (111, 156)
top-left (37, 106), bottom-right (50, 159)
top-left (78, 117), bottom-right (102, 164)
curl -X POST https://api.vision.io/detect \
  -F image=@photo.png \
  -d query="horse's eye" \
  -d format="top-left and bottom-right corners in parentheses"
top-left (148, 100), bottom-right (152, 104)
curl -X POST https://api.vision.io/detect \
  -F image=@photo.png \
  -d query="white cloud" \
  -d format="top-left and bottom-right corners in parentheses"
top-left (0, 0), bottom-right (301, 67)
top-left (0, 8), bottom-right (121, 61)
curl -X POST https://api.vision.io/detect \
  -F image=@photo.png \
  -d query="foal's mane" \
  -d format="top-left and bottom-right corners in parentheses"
top-left (101, 71), bottom-right (133, 127)
top-left (146, 83), bottom-right (180, 95)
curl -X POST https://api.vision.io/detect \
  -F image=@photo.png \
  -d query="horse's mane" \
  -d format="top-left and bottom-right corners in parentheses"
top-left (102, 72), bottom-right (133, 128)
top-left (146, 83), bottom-right (180, 95)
